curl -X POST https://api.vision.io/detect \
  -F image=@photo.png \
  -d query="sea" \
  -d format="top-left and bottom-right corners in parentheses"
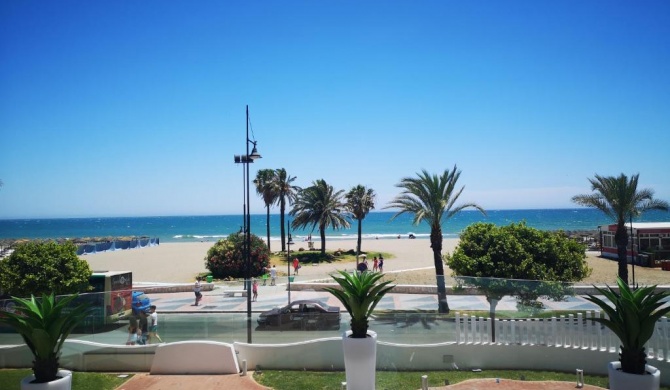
top-left (1, 209), bottom-right (669, 244)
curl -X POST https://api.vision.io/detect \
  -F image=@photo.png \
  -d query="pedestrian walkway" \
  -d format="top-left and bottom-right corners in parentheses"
top-left (116, 372), bottom-right (270, 390)
top-left (145, 279), bottom-right (604, 314)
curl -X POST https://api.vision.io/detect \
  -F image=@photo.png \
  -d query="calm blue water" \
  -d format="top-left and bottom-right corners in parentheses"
top-left (0, 209), bottom-right (668, 243)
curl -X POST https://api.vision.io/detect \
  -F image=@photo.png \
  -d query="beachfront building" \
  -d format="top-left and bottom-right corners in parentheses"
top-left (598, 222), bottom-right (670, 266)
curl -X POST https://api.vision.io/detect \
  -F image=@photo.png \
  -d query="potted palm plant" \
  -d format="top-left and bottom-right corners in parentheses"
top-left (324, 270), bottom-right (394, 390)
top-left (0, 293), bottom-right (92, 390)
top-left (585, 277), bottom-right (670, 390)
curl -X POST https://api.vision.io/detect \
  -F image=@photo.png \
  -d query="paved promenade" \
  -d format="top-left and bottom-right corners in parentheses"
top-left (141, 272), bottom-right (605, 314)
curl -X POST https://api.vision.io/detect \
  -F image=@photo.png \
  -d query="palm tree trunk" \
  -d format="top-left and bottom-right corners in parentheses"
top-left (356, 219), bottom-right (362, 255)
top-left (265, 206), bottom-right (271, 252)
top-left (320, 225), bottom-right (326, 255)
top-left (280, 198), bottom-right (286, 252)
top-left (431, 228), bottom-right (449, 313)
top-left (615, 222), bottom-right (629, 284)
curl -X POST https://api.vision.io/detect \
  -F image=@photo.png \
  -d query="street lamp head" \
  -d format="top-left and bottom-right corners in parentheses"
top-left (234, 155), bottom-right (254, 164)
top-left (249, 141), bottom-right (262, 160)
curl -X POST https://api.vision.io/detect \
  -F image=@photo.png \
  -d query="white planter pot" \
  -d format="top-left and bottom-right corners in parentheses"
top-left (20, 369), bottom-right (72, 390)
top-left (608, 361), bottom-right (660, 390)
top-left (342, 330), bottom-right (377, 390)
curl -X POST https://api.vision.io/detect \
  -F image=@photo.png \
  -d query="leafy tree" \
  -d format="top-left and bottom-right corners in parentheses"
top-left (290, 179), bottom-right (350, 255)
top-left (254, 169), bottom-right (279, 252)
top-left (274, 168), bottom-right (300, 252)
top-left (0, 241), bottom-right (92, 297)
top-left (345, 185), bottom-right (376, 256)
top-left (204, 233), bottom-right (270, 279)
top-left (572, 173), bottom-right (668, 284)
top-left (446, 222), bottom-right (591, 340)
top-left (386, 166), bottom-right (485, 313)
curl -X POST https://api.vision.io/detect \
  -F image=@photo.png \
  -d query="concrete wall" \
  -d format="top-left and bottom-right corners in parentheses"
top-left (2, 339), bottom-right (669, 386)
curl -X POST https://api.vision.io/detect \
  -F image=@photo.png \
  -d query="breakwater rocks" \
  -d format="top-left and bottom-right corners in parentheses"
top-left (0, 236), bottom-right (160, 256)
top-left (76, 237), bottom-right (160, 255)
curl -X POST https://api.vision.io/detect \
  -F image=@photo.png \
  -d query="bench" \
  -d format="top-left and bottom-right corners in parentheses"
top-left (222, 290), bottom-right (248, 297)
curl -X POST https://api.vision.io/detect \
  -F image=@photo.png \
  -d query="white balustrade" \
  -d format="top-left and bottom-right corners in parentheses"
top-left (453, 312), bottom-right (670, 363)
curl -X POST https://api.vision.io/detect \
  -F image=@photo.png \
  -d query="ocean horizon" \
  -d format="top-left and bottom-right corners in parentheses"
top-left (1, 209), bottom-right (669, 244)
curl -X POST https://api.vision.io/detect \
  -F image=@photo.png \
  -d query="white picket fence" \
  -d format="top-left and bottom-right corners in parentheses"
top-left (455, 311), bottom-right (670, 362)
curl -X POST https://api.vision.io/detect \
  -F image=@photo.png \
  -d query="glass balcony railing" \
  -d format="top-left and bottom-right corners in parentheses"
top-left (1, 276), bottom-right (668, 379)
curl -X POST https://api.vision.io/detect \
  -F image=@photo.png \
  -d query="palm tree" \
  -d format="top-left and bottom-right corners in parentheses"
top-left (254, 169), bottom-right (278, 252)
top-left (386, 166), bottom-right (485, 313)
top-left (345, 185), bottom-right (376, 257)
top-left (274, 168), bottom-right (300, 252)
top-left (572, 173), bottom-right (669, 284)
top-left (290, 179), bottom-right (350, 254)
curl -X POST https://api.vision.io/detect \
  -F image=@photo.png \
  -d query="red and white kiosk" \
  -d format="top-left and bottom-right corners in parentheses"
top-left (598, 222), bottom-right (670, 267)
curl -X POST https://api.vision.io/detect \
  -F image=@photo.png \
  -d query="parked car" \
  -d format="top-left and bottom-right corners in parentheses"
top-left (257, 300), bottom-right (341, 330)
top-left (132, 291), bottom-right (151, 313)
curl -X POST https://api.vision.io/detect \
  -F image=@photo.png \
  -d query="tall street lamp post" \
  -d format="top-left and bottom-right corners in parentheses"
top-left (234, 105), bottom-right (261, 343)
top-left (286, 220), bottom-right (294, 305)
top-left (630, 215), bottom-right (636, 289)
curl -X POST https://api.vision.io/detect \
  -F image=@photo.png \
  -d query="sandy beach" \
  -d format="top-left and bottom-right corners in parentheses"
top-left (82, 238), bottom-right (444, 283)
top-left (81, 238), bottom-right (670, 286)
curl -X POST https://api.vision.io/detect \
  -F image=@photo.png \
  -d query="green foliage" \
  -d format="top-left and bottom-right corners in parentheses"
top-left (291, 179), bottom-right (350, 254)
top-left (386, 166), bottom-right (486, 313)
top-left (0, 369), bottom-right (132, 390)
top-left (324, 271), bottom-right (394, 338)
top-left (585, 277), bottom-right (670, 375)
top-left (345, 184), bottom-right (376, 254)
top-left (0, 241), bottom-right (92, 297)
top-left (254, 369), bottom-right (614, 390)
top-left (447, 222), bottom-right (590, 281)
top-left (0, 293), bottom-right (92, 383)
top-left (204, 233), bottom-right (270, 279)
top-left (446, 222), bottom-right (590, 309)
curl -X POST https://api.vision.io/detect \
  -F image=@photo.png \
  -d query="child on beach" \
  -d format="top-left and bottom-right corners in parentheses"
top-left (373, 256), bottom-right (379, 272)
top-left (378, 256), bottom-right (384, 273)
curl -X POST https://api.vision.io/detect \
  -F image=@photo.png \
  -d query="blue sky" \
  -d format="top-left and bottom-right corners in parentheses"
top-left (1, 1), bottom-right (669, 219)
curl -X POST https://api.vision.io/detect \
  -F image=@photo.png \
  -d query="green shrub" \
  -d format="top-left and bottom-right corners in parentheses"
top-left (204, 233), bottom-right (270, 279)
top-left (0, 241), bottom-right (91, 297)
top-left (446, 222), bottom-right (591, 310)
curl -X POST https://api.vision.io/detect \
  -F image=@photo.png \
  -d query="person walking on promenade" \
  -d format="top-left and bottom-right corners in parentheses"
top-left (194, 276), bottom-right (203, 306)
top-left (269, 265), bottom-right (277, 286)
top-left (252, 279), bottom-right (258, 302)
top-left (293, 257), bottom-right (300, 276)
top-left (148, 305), bottom-right (163, 343)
